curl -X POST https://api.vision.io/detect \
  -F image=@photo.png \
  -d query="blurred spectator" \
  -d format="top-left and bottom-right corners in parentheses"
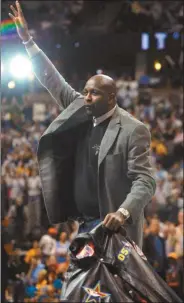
top-left (24, 241), bottom-right (40, 264)
top-left (68, 220), bottom-right (79, 241)
top-left (5, 170), bottom-right (26, 207)
top-left (165, 222), bottom-right (177, 256)
top-left (117, 85), bottom-right (133, 109)
top-left (36, 269), bottom-right (48, 293)
top-left (22, 96), bottom-right (33, 122)
top-left (1, 175), bottom-right (9, 219)
top-left (27, 169), bottom-right (42, 235)
top-left (39, 228), bottom-right (57, 257)
top-left (55, 232), bottom-right (70, 268)
top-left (6, 196), bottom-right (28, 244)
top-left (166, 253), bottom-right (182, 298)
top-left (143, 218), bottom-right (168, 280)
top-left (175, 210), bottom-right (183, 258)
top-left (26, 254), bottom-right (45, 284)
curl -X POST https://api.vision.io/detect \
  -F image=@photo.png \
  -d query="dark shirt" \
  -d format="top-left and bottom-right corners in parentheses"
top-left (15, 205), bottom-right (25, 227)
top-left (154, 236), bottom-right (165, 269)
top-left (74, 118), bottom-right (110, 219)
top-left (143, 234), bottom-right (167, 275)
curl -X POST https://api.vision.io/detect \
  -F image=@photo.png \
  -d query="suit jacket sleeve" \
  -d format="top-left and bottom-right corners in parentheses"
top-left (120, 124), bottom-right (156, 224)
top-left (28, 43), bottom-right (81, 109)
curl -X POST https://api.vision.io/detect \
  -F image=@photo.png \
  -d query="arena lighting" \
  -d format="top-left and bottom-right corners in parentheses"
top-left (154, 61), bottom-right (162, 71)
top-left (9, 55), bottom-right (33, 79)
top-left (8, 80), bottom-right (16, 89)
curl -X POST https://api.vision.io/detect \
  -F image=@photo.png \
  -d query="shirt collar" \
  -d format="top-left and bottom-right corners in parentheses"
top-left (93, 105), bottom-right (117, 127)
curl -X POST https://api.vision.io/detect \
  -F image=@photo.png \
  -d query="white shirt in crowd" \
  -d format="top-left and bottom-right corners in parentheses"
top-left (12, 136), bottom-right (29, 148)
top-left (39, 235), bottom-right (56, 256)
top-left (27, 175), bottom-right (41, 197)
top-left (6, 176), bottom-right (26, 200)
top-left (154, 181), bottom-right (167, 206)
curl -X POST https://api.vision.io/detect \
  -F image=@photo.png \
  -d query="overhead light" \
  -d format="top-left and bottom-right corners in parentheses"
top-left (8, 81), bottom-right (16, 89)
top-left (154, 61), bottom-right (162, 71)
top-left (10, 55), bottom-right (33, 79)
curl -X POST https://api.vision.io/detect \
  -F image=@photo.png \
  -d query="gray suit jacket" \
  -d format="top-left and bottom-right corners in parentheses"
top-left (31, 49), bottom-right (156, 248)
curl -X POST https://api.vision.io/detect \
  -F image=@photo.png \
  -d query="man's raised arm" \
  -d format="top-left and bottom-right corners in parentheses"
top-left (9, 1), bottom-right (81, 109)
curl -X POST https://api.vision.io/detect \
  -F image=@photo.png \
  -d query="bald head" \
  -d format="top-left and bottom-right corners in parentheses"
top-left (83, 74), bottom-right (117, 117)
top-left (87, 74), bottom-right (117, 95)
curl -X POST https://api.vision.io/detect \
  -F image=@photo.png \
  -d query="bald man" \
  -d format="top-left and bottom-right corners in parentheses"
top-left (10, 1), bottom-right (156, 248)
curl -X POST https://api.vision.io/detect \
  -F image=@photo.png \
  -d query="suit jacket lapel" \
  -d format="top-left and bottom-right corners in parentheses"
top-left (40, 99), bottom-right (121, 165)
top-left (42, 97), bottom-right (87, 136)
top-left (98, 107), bottom-right (121, 166)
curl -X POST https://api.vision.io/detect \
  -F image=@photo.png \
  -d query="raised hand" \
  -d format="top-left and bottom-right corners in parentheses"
top-left (9, 1), bottom-right (30, 42)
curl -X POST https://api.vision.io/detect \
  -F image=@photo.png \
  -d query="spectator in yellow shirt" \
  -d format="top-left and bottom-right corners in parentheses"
top-left (24, 241), bottom-right (40, 264)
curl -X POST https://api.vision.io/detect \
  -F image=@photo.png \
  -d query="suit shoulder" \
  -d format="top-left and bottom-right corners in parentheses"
top-left (118, 107), bottom-right (147, 131)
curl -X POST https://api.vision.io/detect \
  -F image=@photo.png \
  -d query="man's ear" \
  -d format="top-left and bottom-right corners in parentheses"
top-left (108, 93), bottom-right (115, 104)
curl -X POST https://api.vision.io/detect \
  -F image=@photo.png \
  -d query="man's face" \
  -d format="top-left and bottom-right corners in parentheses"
top-left (150, 219), bottom-right (160, 235)
top-left (60, 232), bottom-right (67, 242)
top-left (16, 197), bottom-right (23, 206)
top-left (82, 78), bottom-right (112, 117)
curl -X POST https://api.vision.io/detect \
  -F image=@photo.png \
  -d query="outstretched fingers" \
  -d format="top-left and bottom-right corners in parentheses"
top-left (9, 13), bottom-right (16, 22)
top-left (10, 4), bottom-right (18, 17)
top-left (16, 1), bottom-right (23, 16)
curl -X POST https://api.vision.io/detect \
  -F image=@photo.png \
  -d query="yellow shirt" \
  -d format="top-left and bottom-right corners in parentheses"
top-left (156, 143), bottom-right (168, 155)
top-left (24, 249), bottom-right (37, 264)
top-left (36, 279), bottom-right (47, 290)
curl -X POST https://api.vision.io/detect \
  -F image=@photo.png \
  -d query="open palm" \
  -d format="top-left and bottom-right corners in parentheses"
top-left (9, 1), bottom-right (30, 41)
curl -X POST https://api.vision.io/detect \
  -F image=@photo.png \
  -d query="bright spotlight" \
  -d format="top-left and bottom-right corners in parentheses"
top-left (1, 63), bottom-right (4, 73)
top-left (154, 61), bottom-right (162, 71)
top-left (8, 81), bottom-right (16, 89)
top-left (10, 55), bottom-right (33, 79)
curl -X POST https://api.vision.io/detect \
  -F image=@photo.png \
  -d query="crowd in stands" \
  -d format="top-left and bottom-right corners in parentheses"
top-left (2, 1), bottom-right (183, 37)
top-left (1, 74), bottom-right (183, 301)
